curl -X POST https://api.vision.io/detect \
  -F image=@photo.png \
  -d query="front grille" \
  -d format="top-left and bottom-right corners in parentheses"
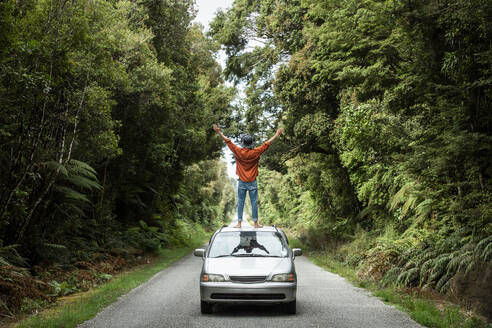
top-left (211, 293), bottom-right (286, 300)
top-left (229, 275), bottom-right (266, 283)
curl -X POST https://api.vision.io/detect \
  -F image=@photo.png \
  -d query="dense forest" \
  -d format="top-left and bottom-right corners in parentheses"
top-left (209, 0), bottom-right (491, 319)
top-left (0, 0), bottom-right (236, 316)
top-left (1, 0), bottom-right (491, 323)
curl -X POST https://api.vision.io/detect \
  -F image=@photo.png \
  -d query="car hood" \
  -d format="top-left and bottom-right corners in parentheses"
top-left (204, 257), bottom-right (292, 277)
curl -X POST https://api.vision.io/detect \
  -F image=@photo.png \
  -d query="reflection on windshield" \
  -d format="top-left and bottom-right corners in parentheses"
top-left (232, 231), bottom-right (270, 254)
top-left (208, 231), bottom-right (288, 258)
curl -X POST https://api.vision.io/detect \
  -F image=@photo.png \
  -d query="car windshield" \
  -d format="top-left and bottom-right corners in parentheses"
top-left (208, 231), bottom-right (288, 258)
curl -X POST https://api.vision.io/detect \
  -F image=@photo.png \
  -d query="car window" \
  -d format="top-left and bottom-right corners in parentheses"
top-left (208, 231), bottom-right (288, 258)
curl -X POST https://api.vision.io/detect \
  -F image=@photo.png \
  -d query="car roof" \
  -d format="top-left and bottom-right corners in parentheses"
top-left (218, 225), bottom-right (279, 233)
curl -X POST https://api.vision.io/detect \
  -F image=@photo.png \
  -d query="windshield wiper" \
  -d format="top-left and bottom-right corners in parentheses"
top-left (232, 254), bottom-right (282, 257)
top-left (211, 254), bottom-right (235, 258)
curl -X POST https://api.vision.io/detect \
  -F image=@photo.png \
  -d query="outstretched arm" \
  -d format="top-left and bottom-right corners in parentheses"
top-left (213, 124), bottom-right (228, 142)
top-left (267, 128), bottom-right (284, 144)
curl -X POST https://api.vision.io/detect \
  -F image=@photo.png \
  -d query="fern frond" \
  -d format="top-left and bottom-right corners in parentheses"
top-left (446, 250), bottom-right (473, 275)
top-left (465, 258), bottom-right (479, 274)
top-left (397, 267), bottom-right (419, 287)
top-left (381, 267), bottom-right (401, 286)
top-left (66, 159), bottom-right (98, 179)
top-left (139, 220), bottom-right (148, 229)
top-left (0, 256), bottom-right (10, 266)
top-left (54, 203), bottom-right (87, 217)
top-left (54, 186), bottom-right (90, 203)
top-left (401, 195), bottom-right (418, 217)
top-left (357, 206), bottom-right (374, 219)
top-left (475, 235), bottom-right (492, 252)
top-left (415, 198), bottom-right (433, 222)
top-left (436, 272), bottom-right (452, 293)
top-left (42, 243), bottom-right (67, 249)
top-left (389, 182), bottom-right (415, 211)
top-left (416, 249), bottom-right (438, 267)
top-left (65, 176), bottom-right (102, 190)
top-left (44, 161), bottom-right (68, 176)
top-left (0, 298), bottom-right (13, 317)
top-left (0, 244), bottom-right (27, 266)
top-left (480, 242), bottom-right (492, 262)
top-left (429, 253), bottom-right (452, 283)
top-left (54, 202), bottom-right (86, 217)
top-left (65, 203), bottom-right (87, 217)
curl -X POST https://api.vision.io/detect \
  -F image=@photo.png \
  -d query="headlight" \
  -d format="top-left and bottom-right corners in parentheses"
top-left (202, 273), bottom-right (225, 282)
top-left (271, 273), bottom-right (295, 282)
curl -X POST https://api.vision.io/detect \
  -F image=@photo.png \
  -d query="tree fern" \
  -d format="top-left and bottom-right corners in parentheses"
top-left (65, 175), bottom-right (102, 191)
top-left (481, 242), bottom-right (492, 261)
top-left (0, 257), bottom-right (9, 266)
top-left (397, 267), bottom-right (419, 287)
top-left (446, 250), bottom-right (473, 276)
top-left (388, 182), bottom-right (426, 219)
top-left (53, 186), bottom-right (90, 203)
top-left (414, 198), bottom-right (434, 222)
top-left (389, 182), bottom-right (416, 211)
top-left (53, 202), bottom-right (86, 217)
top-left (420, 258), bottom-right (435, 285)
top-left (0, 243), bottom-right (27, 266)
top-left (382, 267), bottom-right (401, 287)
top-left (476, 235), bottom-right (492, 261)
top-left (436, 272), bottom-right (452, 293)
top-left (66, 159), bottom-right (99, 180)
top-left (401, 195), bottom-right (418, 218)
top-left (44, 161), bottom-right (68, 177)
top-left (51, 160), bottom-right (102, 210)
top-left (429, 253), bottom-right (452, 284)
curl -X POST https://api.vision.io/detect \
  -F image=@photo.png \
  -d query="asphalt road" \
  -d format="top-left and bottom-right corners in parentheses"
top-left (79, 222), bottom-right (422, 328)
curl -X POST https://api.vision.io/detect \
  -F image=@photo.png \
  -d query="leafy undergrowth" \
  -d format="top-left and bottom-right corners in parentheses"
top-left (292, 223), bottom-right (492, 320)
top-left (1, 226), bottom-right (209, 328)
top-left (10, 235), bottom-right (207, 328)
top-left (306, 249), bottom-right (491, 328)
top-left (0, 220), bottom-right (210, 320)
top-left (0, 253), bottom-right (149, 321)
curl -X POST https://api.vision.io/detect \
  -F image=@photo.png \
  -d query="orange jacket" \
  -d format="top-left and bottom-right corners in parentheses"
top-left (225, 138), bottom-right (270, 182)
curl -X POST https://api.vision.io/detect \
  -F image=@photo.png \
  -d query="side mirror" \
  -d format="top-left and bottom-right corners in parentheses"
top-left (292, 248), bottom-right (302, 257)
top-left (194, 248), bottom-right (205, 257)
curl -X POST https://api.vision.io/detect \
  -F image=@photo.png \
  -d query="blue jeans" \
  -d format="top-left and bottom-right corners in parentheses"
top-left (237, 179), bottom-right (258, 222)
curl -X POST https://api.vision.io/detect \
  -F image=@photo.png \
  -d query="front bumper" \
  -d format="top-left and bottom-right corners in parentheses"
top-left (200, 281), bottom-right (296, 303)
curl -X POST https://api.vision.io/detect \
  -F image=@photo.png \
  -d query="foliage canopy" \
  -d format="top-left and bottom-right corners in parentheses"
top-left (210, 0), bottom-right (492, 318)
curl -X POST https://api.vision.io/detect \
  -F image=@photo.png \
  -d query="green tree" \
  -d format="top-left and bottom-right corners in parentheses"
top-left (210, 0), bottom-right (492, 315)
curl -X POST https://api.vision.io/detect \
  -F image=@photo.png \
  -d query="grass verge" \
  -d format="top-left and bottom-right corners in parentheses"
top-left (14, 236), bottom-right (208, 328)
top-left (306, 250), bottom-right (491, 328)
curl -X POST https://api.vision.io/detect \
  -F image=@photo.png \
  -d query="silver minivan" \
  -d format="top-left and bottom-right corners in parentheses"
top-left (194, 225), bottom-right (302, 314)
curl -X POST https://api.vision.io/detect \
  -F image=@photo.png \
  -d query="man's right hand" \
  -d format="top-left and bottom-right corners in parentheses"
top-left (213, 124), bottom-right (221, 132)
top-left (276, 128), bottom-right (284, 136)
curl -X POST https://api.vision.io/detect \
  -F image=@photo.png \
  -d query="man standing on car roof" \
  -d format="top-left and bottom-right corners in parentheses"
top-left (213, 124), bottom-right (283, 228)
